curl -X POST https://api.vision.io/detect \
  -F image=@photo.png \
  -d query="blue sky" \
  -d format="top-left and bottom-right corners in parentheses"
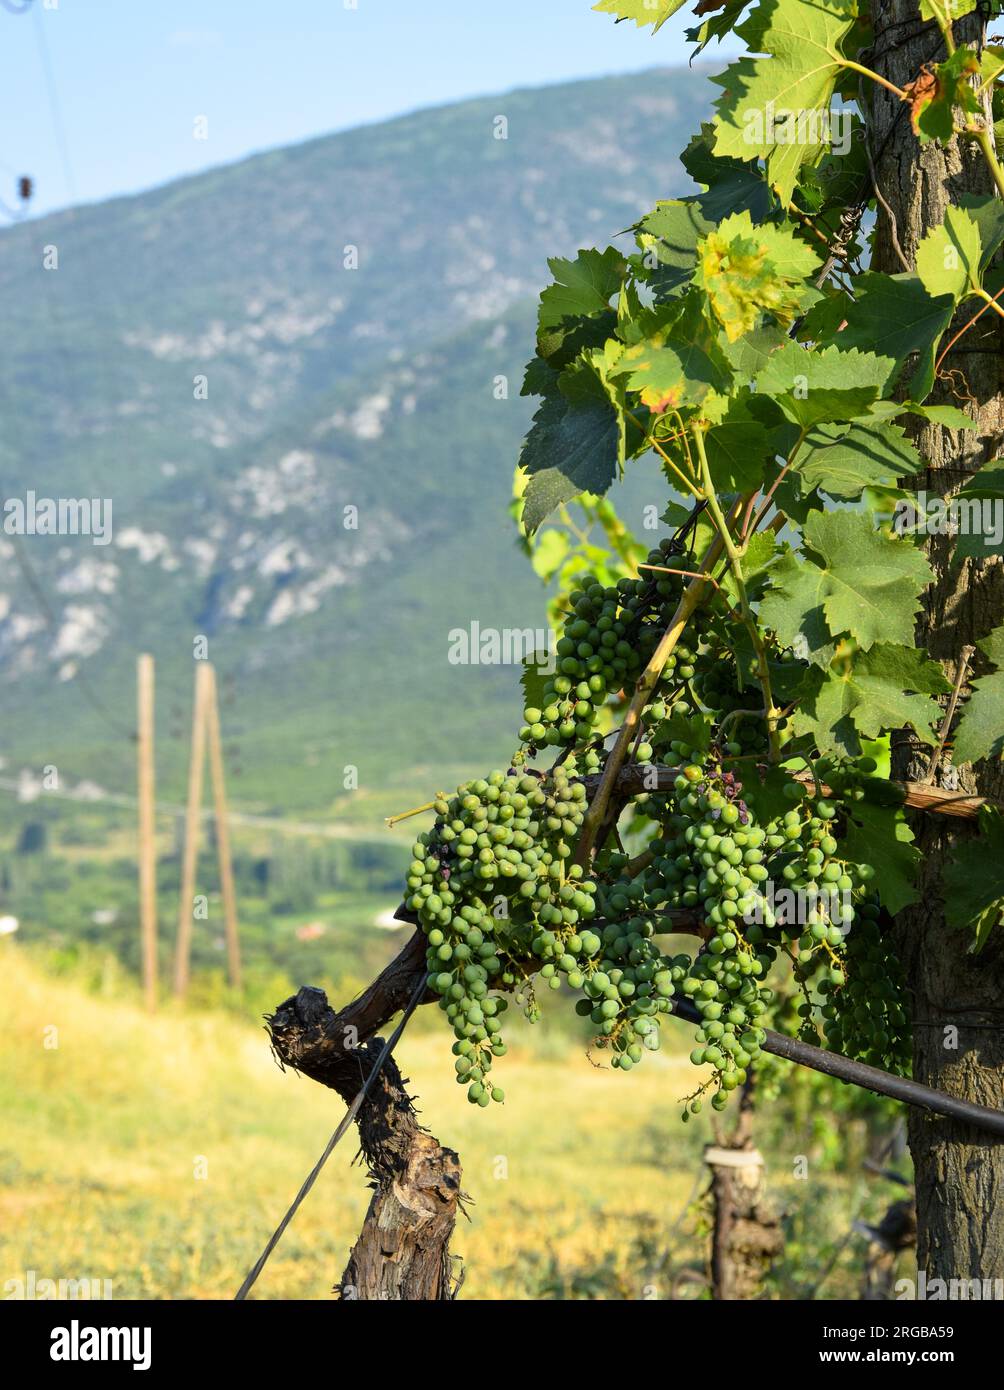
top-left (0, 0), bottom-right (738, 218)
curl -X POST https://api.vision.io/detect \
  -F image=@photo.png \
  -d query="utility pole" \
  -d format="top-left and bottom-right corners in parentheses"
top-left (205, 663), bottom-right (242, 992)
top-left (136, 653), bottom-right (158, 1011)
top-left (173, 661), bottom-right (211, 998)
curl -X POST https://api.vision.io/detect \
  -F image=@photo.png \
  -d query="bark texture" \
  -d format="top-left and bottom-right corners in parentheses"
top-left (268, 972), bottom-right (462, 1301)
top-left (707, 1092), bottom-right (783, 1299)
top-left (867, 2), bottom-right (1004, 1281)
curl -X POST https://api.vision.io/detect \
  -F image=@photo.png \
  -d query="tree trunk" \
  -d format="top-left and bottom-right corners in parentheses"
top-left (268, 968), bottom-right (463, 1300)
top-left (867, 2), bottom-right (1004, 1282)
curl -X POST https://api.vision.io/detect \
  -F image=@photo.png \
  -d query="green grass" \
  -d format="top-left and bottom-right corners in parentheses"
top-left (0, 943), bottom-right (905, 1300)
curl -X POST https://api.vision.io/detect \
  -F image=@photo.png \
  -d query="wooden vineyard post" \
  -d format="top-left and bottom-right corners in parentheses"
top-left (204, 663), bottom-right (242, 992)
top-left (173, 662), bottom-right (211, 998)
top-left (706, 1084), bottom-right (783, 1300)
top-left (136, 653), bottom-right (158, 1011)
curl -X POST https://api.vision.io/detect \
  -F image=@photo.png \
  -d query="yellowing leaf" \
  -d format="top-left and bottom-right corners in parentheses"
top-left (694, 211), bottom-right (819, 341)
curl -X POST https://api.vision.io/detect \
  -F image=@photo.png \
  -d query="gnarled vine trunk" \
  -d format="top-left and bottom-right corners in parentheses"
top-left (868, 1), bottom-right (1004, 1283)
top-left (268, 948), bottom-right (463, 1300)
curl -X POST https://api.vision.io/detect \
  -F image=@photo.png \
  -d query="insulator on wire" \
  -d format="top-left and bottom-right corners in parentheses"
top-left (18, 175), bottom-right (32, 202)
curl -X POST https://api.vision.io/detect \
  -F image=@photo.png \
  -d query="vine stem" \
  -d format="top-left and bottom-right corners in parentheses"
top-left (637, 562), bottom-right (743, 621)
top-left (746, 427), bottom-right (807, 539)
top-left (974, 285), bottom-right (1004, 321)
top-left (923, 643), bottom-right (975, 782)
top-left (839, 58), bottom-right (908, 101)
top-left (573, 492), bottom-right (750, 866)
top-left (644, 427), bottom-right (704, 499)
top-left (385, 798), bottom-right (440, 828)
top-left (935, 282), bottom-right (1004, 374)
top-left (693, 427), bottom-right (781, 758)
top-left (972, 125), bottom-right (1004, 199)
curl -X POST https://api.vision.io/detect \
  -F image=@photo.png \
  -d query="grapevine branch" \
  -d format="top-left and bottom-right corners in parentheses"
top-left (581, 761), bottom-right (1000, 821)
top-left (575, 494), bottom-right (749, 866)
top-left (301, 923), bottom-right (1004, 1139)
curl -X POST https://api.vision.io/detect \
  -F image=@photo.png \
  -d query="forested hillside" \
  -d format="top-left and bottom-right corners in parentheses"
top-left (0, 67), bottom-right (705, 811)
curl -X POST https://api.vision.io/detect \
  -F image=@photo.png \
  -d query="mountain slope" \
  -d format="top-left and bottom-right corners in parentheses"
top-left (0, 66), bottom-right (713, 812)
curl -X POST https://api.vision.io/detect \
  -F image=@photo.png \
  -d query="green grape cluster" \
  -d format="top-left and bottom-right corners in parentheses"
top-left (665, 762), bottom-right (773, 1109)
top-left (518, 540), bottom-right (707, 753)
top-left (821, 899), bottom-right (911, 1071)
top-left (596, 753), bottom-right (885, 1113)
top-left (407, 763), bottom-right (596, 1104)
top-left (563, 759), bottom-right (775, 1111)
top-left (404, 537), bottom-right (913, 1118)
top-left (692, 660), bottom-right (769, 757)
top-left (569, 883), bottom-right (681, 1072)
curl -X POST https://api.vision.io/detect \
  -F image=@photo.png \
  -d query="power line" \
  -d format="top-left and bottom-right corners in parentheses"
top-left (31, 0), bottom-right (75, 203)
top-left (0, 4), bottom-right (138, 745)
top-left (0, 772), bottom-right (391, 842)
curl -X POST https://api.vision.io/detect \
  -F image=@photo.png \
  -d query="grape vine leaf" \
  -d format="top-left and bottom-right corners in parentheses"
top-left (952, 467), bottom-right (1004, 564)
top-left (740, 530), bottom-right (781, 594)
top-left (795, 128), bottom-right (870, 217)
top-left (915, 206), bottom-right (982, 302)
top-left (809, 644), bottom-right (950, 745)
top-left (592, 0), bottom-right (683, 30)
top-left (520, 649), bottom-right (556, 714)
top-left (743, 760), bottom-right (809, 823)
top-left (616, 294), bottom-right (733, 411)
top-left (717, 530), bottom-right (782, 621)
top-left (843, 799), bottom-right (921, 916)
top-left (792, 420), bottom-right (923, 500)
top-left (759, 549), bottom-right (836, 668)
top-left (804, 511), bottom-right (933, 649)
top-left (537, 247), bottom-right (626, 365)
top-left (661, 707), bottom-right (714, 754)
top-left (959, 192), bottom-right (1004, 275)
top-left (761, 510), bottom-right (933, 654)
top-left (773, 473), bottom-right (826, 527)
top-left (703, 393), bottom-right (773, 492)
top-left (919, 0), bottom-right (979, 20)
top-left (829, 272), bottom-right (955, 401)
top-left (755, 343), bottom-right (894, 427)
top-left (528, 528), bottom-right (570, 582)
top-left (981, 44), bottom-right (1004, 87)
top-left (906, 46), bottom-right (981, 145)
top-left (723, 321), bottom-right (788, 377)
top-left (711, 0), bottom-right (859, 204)
top-left (943, 807), bottom-right (1004, 952)
top-left (634, 200), bottom-right (716, 301)
top-left (954, 623), bottom-right (1004, 764)
top-left (687, 0), bottom-right (754, 50)
top-left (540, 247), bottom-right (626, 328)
top-left (866, 399), bottom-right (976, 430)
top-left (694, 211), bottom-right (819, 341)
top-left (519, 358), bottom-right (620, 533)
top-left (680, 124), bottom-right (775, 223)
